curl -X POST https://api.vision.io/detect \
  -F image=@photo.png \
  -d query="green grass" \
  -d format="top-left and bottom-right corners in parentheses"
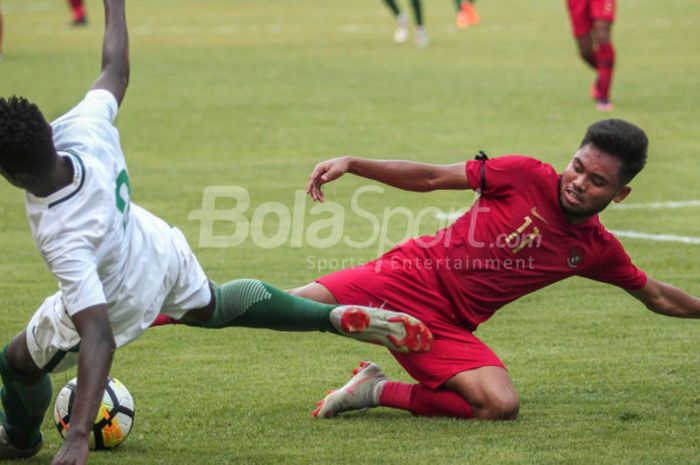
top-left (1, 0), bottom-right (700, 463)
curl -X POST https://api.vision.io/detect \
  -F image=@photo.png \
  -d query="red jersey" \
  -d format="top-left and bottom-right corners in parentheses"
top-left (374, 155), bottom-right (646, 330)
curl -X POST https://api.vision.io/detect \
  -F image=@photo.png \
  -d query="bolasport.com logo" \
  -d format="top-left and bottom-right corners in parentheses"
top-left (187, 185), bottom-right (462, 256)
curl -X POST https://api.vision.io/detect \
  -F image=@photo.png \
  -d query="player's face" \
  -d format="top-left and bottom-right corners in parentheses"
top-left (559, 143), bottom-right (631, 224)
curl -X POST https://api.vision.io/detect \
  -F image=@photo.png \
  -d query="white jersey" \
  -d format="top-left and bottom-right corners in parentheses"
top-left (24, 90), bottom-right (187, 347)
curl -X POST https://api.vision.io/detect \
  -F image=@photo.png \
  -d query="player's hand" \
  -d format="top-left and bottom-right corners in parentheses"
top-left (306, 156), bottom-right (352, 202)
top-left (51, 434), bottom-right (89, 465)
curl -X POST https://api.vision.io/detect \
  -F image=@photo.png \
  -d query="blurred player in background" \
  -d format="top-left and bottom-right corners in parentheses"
top-left (455, 0), bottom-right (479, 28)
top-left (0, 0), bottom-right (431, 463)
top-left (567, 0), bottom-right (616, 111)
top-left (67, 0), bottom-right (87, 25)
top-left (382, 0), bottom-right (429, 48)
top-left (298, 121), bottom-right (700, 421)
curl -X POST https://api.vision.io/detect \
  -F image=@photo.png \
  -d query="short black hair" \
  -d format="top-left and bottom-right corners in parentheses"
top-left (580, 119), bottom-right (648, 184)
top-left (0, 96), bottom-right (55, 178)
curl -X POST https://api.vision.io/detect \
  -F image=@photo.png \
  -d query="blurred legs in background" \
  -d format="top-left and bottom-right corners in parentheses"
top-left (455, 0), bottom-right (480, 28)
top-left (382, 0), bottom-right (428, 47)
top-left (67, 0), bottom-right (87, 26)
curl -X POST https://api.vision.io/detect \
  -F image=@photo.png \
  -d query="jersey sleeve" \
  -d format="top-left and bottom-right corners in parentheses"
top-left (465, 155), bottom-right (547, 196)
top-left (53, 90), bottom-right (119, 125)
top-left (50, 90), bottom-right (123, 163)
top-left (579, 235), bottom-right (648, 290)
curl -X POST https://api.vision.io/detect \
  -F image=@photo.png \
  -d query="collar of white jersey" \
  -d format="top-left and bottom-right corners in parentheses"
top-left (27, 153), bottom-right (86, 208)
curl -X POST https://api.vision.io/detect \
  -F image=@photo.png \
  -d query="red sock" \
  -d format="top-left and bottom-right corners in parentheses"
top-left (380, 381), bottom-right (474, 418)
top-left (151, 314), bottom-right (180, 327)
top-left (594, 42), bottom-right (615, 101)
top-left (67, 0), bottom-right (86, 22)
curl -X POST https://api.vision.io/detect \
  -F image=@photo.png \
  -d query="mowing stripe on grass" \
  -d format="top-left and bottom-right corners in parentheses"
top-left (609, 230), bottom-right (700, 245)
top-left (610, 199), bottom-right (700, 210)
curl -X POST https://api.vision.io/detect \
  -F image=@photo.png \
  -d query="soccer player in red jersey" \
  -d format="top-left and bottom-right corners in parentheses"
top-left (567, 0), bottom-right (616, 111)
top-left (296, 119), bottom-right (700, 420)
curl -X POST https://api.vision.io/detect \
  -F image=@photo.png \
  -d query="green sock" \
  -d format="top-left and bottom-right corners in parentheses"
top-left (202, 279), bottom-right (339, 333)
top-left (0, 347), bottom-right (51, 449)
top-left (410, 0), bottom-right (423, 26)
top-left (383, 0), bottom-right (401, 17)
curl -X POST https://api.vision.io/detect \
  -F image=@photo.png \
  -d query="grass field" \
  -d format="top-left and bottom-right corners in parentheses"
top-left (1, 0), bottom-right (700, 464)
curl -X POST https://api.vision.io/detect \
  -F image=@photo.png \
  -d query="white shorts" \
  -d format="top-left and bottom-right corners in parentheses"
top-left (25, 227), bottom-right (211, 373)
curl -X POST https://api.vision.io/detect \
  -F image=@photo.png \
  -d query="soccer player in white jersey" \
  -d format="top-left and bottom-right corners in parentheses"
top-left (0, 1), bottom-right (431, 463)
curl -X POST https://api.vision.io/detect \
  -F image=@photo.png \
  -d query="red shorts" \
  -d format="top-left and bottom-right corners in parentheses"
top-left (567, 0), bottom-right (615, 37)
top-left (317, 259), bottom-right (505, 390)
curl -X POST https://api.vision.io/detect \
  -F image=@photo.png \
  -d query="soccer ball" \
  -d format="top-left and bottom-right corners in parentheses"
top-left (54, 376), bottom-right (135, 450)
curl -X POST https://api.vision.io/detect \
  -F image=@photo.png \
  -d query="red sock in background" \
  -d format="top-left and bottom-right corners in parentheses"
top-left (151, 314), bottom-right (180, 327)
top-left (594, 42), bottom-right (615, 101)
top-left (380, 381), bottom-right (474, 418)
top-left (67, 0), bottom-right (86, 23)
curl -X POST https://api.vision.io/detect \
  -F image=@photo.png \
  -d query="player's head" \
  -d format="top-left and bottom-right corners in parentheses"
top-left (0, 96), bottom-right (56, 189)
top-left (580, 119), bottom-right (648, 184)
top-left (560, 119), bottom-right (648, 223)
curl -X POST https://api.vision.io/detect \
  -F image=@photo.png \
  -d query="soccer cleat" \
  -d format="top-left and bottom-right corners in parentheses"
top-left (595, 99), bottom-right (615, 111)
top-left (394, 14), bottom-right (409, 44)
top-left (329, 306), bottom-right (432, 353)
top-left (0, 425), bottom-right (42, 460)
top-left (456, 10), bottom-right (470, 29)
top-left (72, 15), bottom-right (88, 26)
top-left (415, 26), bottom-right (429, 48)
top-left (313, 361), bottom-right (387, 418)
top-left (457, 1), bottom-right (480, 28)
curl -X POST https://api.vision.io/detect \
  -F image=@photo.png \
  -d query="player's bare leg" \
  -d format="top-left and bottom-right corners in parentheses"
top-left (575, 34), bottom-right (596, 69)
top-left (0, 332), bottom-right (49, 459)
top-left (287, 282), bottom-right (338, 304)
top-left (442, 366), bottom-right (519, 420)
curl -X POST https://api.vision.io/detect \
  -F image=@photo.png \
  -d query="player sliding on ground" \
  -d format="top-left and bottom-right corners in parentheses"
top-left (295, 120), bottom-right (700, 420)
top-left (0, 1), bottom-right (431, 463)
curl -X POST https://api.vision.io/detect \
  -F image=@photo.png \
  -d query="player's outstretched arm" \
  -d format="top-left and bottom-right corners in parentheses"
top-left (90, 0), bottom-right (129, 106)
top-left (306, 156), bottom-right (470, 202)
top-left (51, 305), bottom-right (115, 465)
top-left (628, 277), bottom-right (700, 318)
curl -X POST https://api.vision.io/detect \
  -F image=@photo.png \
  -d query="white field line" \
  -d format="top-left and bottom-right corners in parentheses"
top-left (610, 200), bottom-right (700, 210)
top-left (608, 230), bottom-right (700, 245)
top-left (433, 199), bottom-right (700, 245)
